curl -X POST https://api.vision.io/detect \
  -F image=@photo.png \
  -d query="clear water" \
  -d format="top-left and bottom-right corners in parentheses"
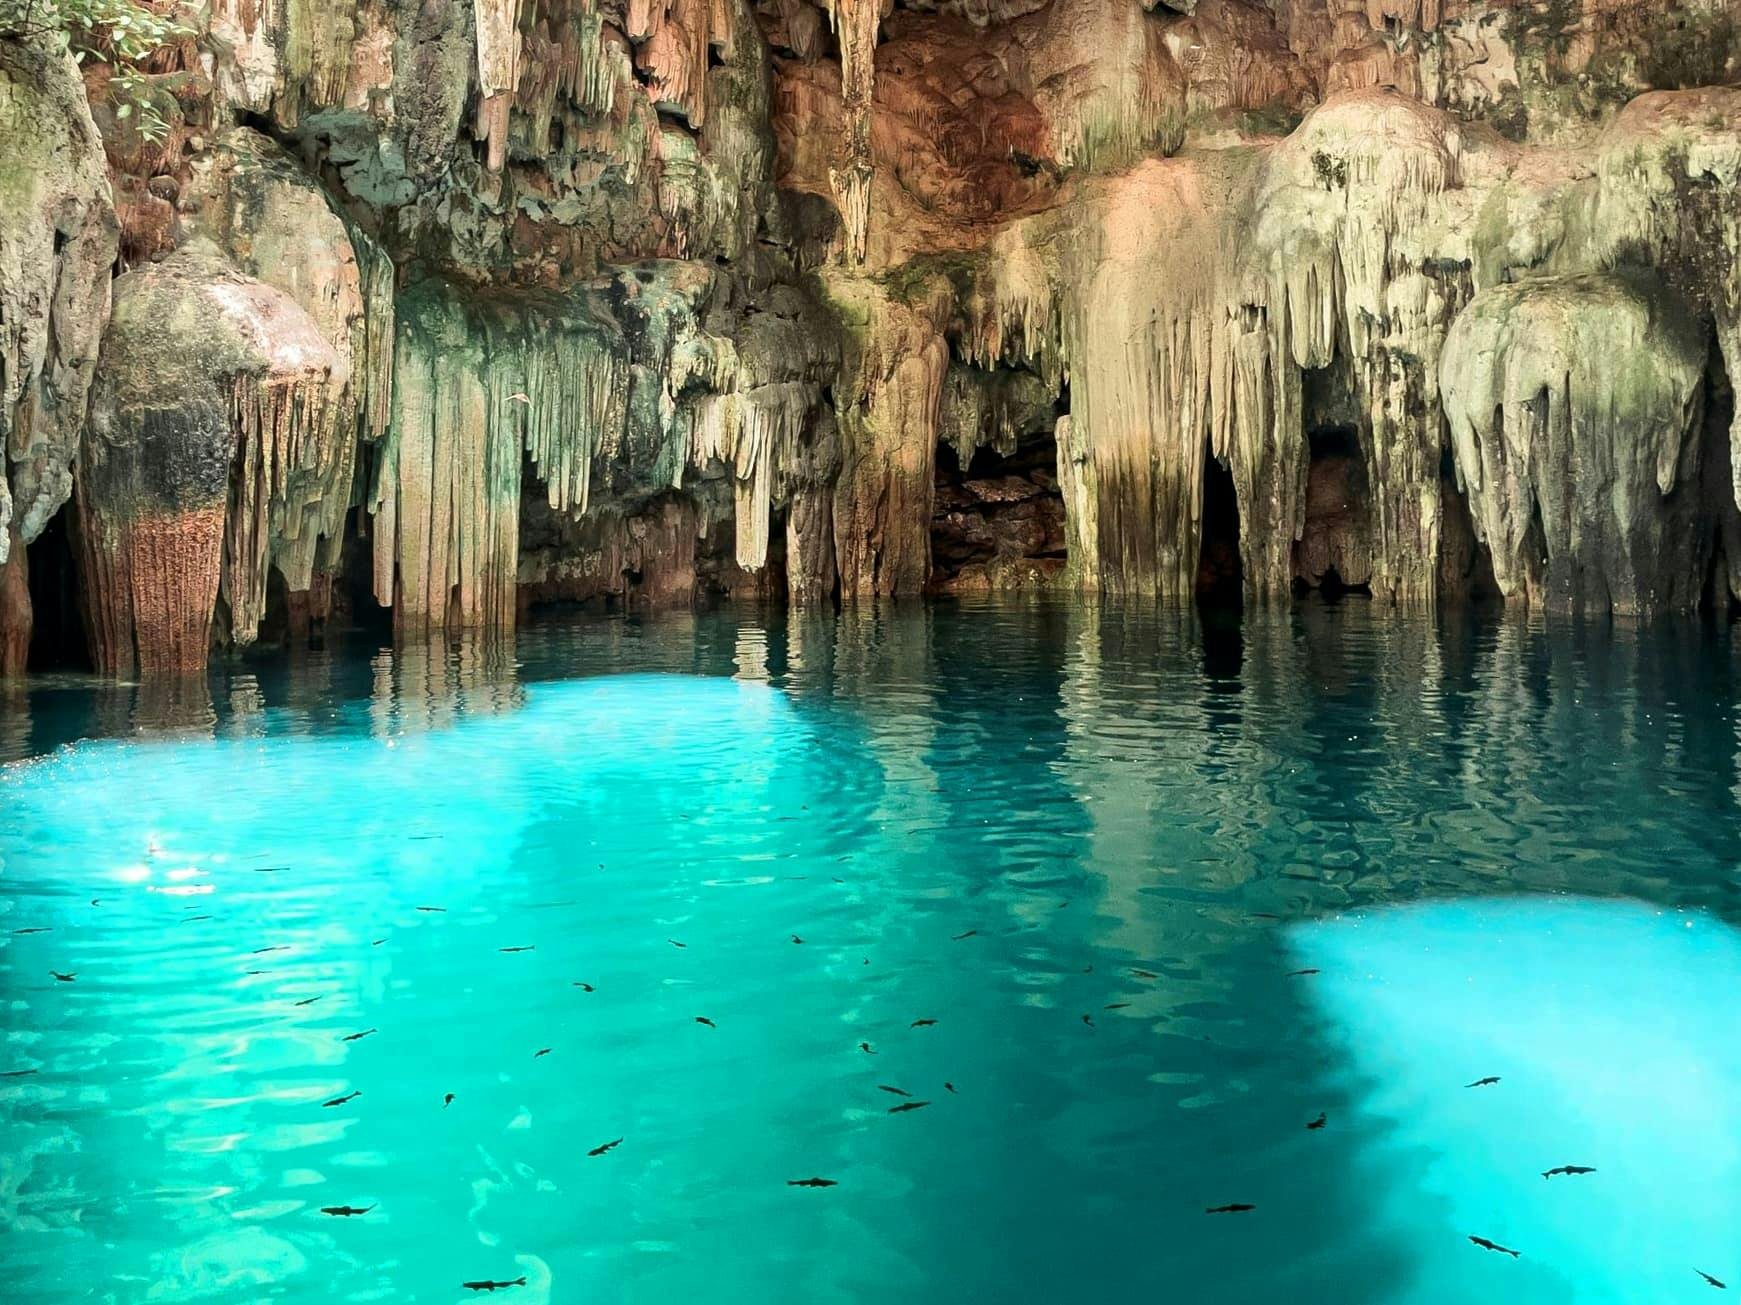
top-left (3, 599), bottom-right (1740, 1304)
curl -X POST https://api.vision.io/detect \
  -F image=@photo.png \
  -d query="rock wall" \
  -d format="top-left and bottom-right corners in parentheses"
top-left (0, 0), bottom-right (1737, 673)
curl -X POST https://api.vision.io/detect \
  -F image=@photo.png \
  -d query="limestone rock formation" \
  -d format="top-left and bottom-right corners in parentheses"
top-left (0, 35), bottom-right (118, 671)
top-left (0, 0), bottom-right (1739, 673)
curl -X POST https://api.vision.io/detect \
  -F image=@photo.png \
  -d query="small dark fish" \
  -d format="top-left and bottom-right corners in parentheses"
top-left (1466, 1077), bottom-right (1501, 1088)
top-left (695, 1017), bottom-right (716, 1029)
top-left (1, 1069), bottom-right (38, 1078)
top-left (49, 971), bottom-right (75, 982)
top-left (888, 1101), bottom-right (930, 1114)
top-left (1206, 1204), bottom-right (1255, 1214)
top-left (461, 1278), bottom-right (526, 1292)
top-left (859, 1042), bottom-right (877, 1054)
top-left (533, 1048), bottom-right (551, 1058)
top-left (320, 1204), bottom-right (373, 1216)
top-left (945, 1082), bottom-right (956, 1094)
top-left (788, 1177), bottom-right (837, 1187)
top-left (1104, 1003), bottom-right (1130, 1010)
top-left (1131, 969), bottom-right (1159, 980)
top-left (341, 1029), bottom-right (378, 1042)
top-left (668, 939), bottom-right (686, 949)
top-left (415, 906), bottom-right (446, 913)
top-left (371, 939), bottom-right (386, 946)
top-left (572, 982), bottom-right (595, 992)
top-left (1081, 1013), bottom-right (1095, 1028)
top-left (90, 899), bottom-right (101, 906)
top-left (444, 1093), bottom-right (455, 1108)
top-left (1542, 1165), bottom-right (1595, 1179)
top-left (911, 1019), bottom-right (937, 1029)
top-left (791, 935), bottom-right (804, 944)
top-left (499, 946), bottom-right (535, 954)
top-left (293, 996), bottom-right (323, 1007)
top-left (1469, 1236), bottom-right (1520, 1258)
top-left (1306, 1113), bottom-right (1327, 1130)
top-left (245, 969), bottom-right (268, 976)
top-left (1082, 965), bottom-right (1094, 974)
top-left (181, 915), bottom-right (214, 923)
top-left (1250, 912), bottom-right (1282, 920)
top-left (12, 927), bottom-right (52, 935)
top-left (587, 1138), bottom-right (623, 1156)
top-left (252, 946), bottom-right (290, 955)
top-left (253, 866), bottom-right (289, 873)
top-left (1696, 1270), bottom-right (1727, 1289)
top-left (322, 1090), bottom-right (361, 1108)
top-left (877, 1085), bottom-right (911, 1097)
top-left (951, 930), bottom-right (978, 941)
top-left (1288, 969), bottom-right (1319, 978)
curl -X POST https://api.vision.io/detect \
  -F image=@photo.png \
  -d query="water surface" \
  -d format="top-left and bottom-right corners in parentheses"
top-left (3, 599), bottom-right (1740, 1303)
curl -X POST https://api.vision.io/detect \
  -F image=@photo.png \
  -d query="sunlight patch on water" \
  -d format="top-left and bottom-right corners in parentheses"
top-left (1292, 897), bottom-right (1741, 1304)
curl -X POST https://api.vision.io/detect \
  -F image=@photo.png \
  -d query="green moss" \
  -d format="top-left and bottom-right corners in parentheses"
top-left (880, 252), bottom-right (982, 309)
top-left (1640, 12), bottom-right (1739, 90)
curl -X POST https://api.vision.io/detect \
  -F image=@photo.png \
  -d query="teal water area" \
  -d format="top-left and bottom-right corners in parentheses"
top-left (2, 600), bottom-right (1740, 1303)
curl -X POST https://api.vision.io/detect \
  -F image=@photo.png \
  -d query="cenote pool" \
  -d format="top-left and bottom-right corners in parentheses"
top-left (3, 599), bottom-right (1740, 1304)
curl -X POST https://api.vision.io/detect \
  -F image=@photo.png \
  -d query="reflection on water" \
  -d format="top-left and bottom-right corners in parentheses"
top-left (2, 598), bottom-right (1740, 1303)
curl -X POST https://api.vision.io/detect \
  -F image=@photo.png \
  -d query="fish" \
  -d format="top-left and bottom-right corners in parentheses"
top-left (1696, 1270), bottom-right (1727, 1289)
top-left (877, 1085), bottom-right (911, 1097)
top-left (1083, 965), bottom-right (1094, 973)
top-left (911, 1019), bottom-right (937, 1029)
top-left (573, 982), bottom-right (595, 992)
top-left (252, 946), bottom-right (290, 955)
top-left (788, 1177), bottom-right (837, 1188)
top-left (587, 1138), bottom-right (623, 1156)
top-left (1131, 969), bottom-right (1159, 980)
top-left (1542, 1165), bottom-right (1595, 1179)
top-left (322, 1090), bottom-right (362, 1108)
top-left (49, 971), bottom-right (75, 982)
top-left (859, 1042), bottom-right (877, 1054)
top-left (668, 939), bottom-right (686, 949)
top-left (952, 930), bottom-right (978, 941)
top-left (1287, 969), bottom-right (1320, 978)
top-left (181, 915), bottom-right (213, 923)
top-left (253, 866), bottom-right (289, 873)
top-left (534, 1048), bottom-right (551, 1058)
top-left (1250, 912), bottom-right (1282, 920)
top-left (1205, 1204), bottom-right (1255, 1214)
top-left (1081, 1014), bottom-right (1095, 1028)
top-left (293, 996), bottom-right (323, 1007)
top-left (341, 1029), bottom-right (378, 1042)
top-left (1104, 1003), bottom-right (1130, 1011)
top-left (1306, 1113), bottom-right (1327, 1130)
top-left (371, 939), bottom-right (386, 946)
top-left (444, 1094), bottom-right (455, 1108)
top-left (792, 935), bottom-right (804, 944)
top-left (945, 1082), bottom-right (957, 1094)
top-left (888, 1101), bottom-right (930, 1114)
top-left (320, 1204), bottom-right (373, 1217)
top-left (499, 946), bottom-right (535, 954)
top-left (695, 1017), bottom-right (716, 1029)
top-left (415, 906), bottom-right (446, 913)
top-left (1466, 1076), bottom-right (1501, 1088)
top-left (462, 1277), bottom-right (527, 1292)
top-left (12, 927), bottom-right (51, 935)
top-left (1, 1069), bottom-right (38, 1078)
top-left (1469, 1236), bottom-right (1520, 1258)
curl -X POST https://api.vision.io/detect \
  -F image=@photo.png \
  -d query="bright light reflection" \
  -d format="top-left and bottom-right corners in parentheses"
top-left (1291, 896), bottom-right (1741, 1303)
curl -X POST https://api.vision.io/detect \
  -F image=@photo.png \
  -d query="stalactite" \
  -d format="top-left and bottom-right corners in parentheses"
top-left (824, 0), bottom-right (884, 263)
top-left (474, 0), bottom-right (525, 170)
top-left (1440, 272), bottom-right (1709, 615)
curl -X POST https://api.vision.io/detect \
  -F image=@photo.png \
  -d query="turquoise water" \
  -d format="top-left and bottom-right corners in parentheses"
top-left (3, 600), bottom-right (1740, 1303)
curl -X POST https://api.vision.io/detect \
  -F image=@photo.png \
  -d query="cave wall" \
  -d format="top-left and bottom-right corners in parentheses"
top-left (0, 0), bottom-right (1738, 673)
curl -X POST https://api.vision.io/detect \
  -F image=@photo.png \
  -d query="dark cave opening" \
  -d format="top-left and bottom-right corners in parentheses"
top-left (928, 435), bottom-right (1066, 592)
top-left (1293, 424), bottom-right (1373, 598)
top-left (1195, 447), bottom-right (1243, 608)
top-left (25, 501), bottom-right (91, 673)
top-left (1699, 338), bottom-right (1739, 619)
top-left (1437, 446), bottom-right (1502, 607)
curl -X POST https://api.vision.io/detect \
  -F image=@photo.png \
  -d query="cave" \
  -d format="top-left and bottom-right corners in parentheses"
top-left (1437, 447), bottom-right (1502, 607)
top-left (928, 435), bottom-right (1067, 593)
top-left (1293, 424), bottom-right (1373, 598)
top-left (1195, 446), bottom-right (1243, 608)
top-left (24, 502), bottom-right (90, 673)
